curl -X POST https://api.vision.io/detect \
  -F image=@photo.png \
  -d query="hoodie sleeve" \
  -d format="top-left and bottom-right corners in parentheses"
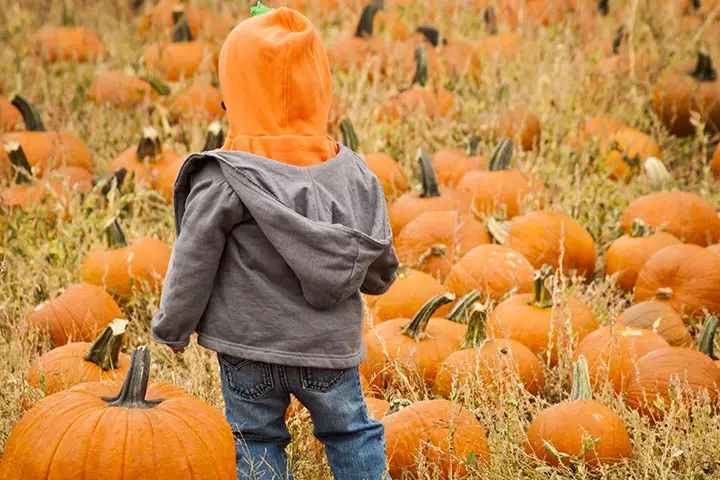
top-left (151, 169), bottom-right (244, 348)
top-left (360, 243), bottom-right (399, 295)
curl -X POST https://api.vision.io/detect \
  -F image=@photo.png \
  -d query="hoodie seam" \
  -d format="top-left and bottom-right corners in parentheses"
top-left (333, 238), bottom-right (361, 305)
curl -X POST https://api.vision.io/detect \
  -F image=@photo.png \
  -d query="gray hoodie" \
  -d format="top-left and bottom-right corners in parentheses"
top-left (151, 145), bottom-right (398, 368)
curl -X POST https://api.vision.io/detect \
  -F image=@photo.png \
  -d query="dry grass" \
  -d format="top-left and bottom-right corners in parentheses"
top-left (2, 0), bottom-right (720, 478)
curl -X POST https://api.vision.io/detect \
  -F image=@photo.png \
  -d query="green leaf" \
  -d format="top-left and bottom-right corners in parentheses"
top-left (465, 450), bottom-right (477, 467)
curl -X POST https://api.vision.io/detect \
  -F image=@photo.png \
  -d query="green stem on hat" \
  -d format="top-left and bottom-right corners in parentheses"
top-left (171, 7), bottom-right (193, 43)
top-left (531, 265), bottom-right (554, 308)
top-left (10, 95), bottom-right (45, 132)
top-left (462, 303), bottom-right (489, 349)
top-left (354, 4), bottom-right (380, 38)
top-left (570, 355), bottom-right (593, 401)
top-left (4, 142), bottom-right (33, 185)
top-left (486, 217), bottom-right (509, 244)
top-left (340, 118), bottom-right (360, 152)
top-left (417, 148), bottom-right (441, 198)
top-left (690, 49), bottom-right (717, 82)
top-left (203, 122), bottom-right (225, 151)
top-left (84, 319), bottom-right (128, 371)
top-left (698, 315), bottom-right (719, 361)
top-left (102, 346), bottom-right (164, 409)
top-left (106, 219), bottom-right (129, 248)
top-left (251, 1), bottom-right (274, 17)
top-left (403, 293), bottom-right (455, 340)
top-left (446, 290), bottom-right (481, 323)
top-left (488, 138), bottom-right (514, 171)
top-left (412, 46), bottom-right (429, 87)
top-left (629, 218), bottom-right (654, 238)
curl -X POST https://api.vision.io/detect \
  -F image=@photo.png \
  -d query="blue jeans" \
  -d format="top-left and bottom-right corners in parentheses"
top-left (218, 354), bottom-right (390, 480)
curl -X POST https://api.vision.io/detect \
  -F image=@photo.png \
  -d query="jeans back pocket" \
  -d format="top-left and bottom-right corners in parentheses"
top-left (300, 367), bottom-right (348, 393)
top-left (219, 355), bottom-right (274, 400)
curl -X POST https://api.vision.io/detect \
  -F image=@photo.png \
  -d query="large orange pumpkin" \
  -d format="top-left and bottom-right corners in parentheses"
top-left (616, 301), bottom-right (693, 347)
top-left (108, 127), bottom-right (181, 188)
top-left (431, 141), bottom-right (488, 188)
top-left (0, 347), bottom-right (236, 480)
top-left (168, 82), bottom-right (224, 121)
top-left (478, 107), bottom-right (542, 151)
top-left (87, 70), bottom-right (169, 108)
top-left (32, 24), bottom-right (105, 63)
top-left (27, 319), bottom-right (130, 395)
top-left (367, 268), bottom-right (452, 323)
top-left (326, 4), bottom-right (387, 76)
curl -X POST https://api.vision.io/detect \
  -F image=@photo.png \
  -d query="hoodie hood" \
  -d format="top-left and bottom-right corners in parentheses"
top-left (173, 146), bottom-right (395, 310)
top-left (218, 7), bottom-right (338, 166)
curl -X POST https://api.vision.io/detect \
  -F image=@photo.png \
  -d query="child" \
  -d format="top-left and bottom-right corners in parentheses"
top-left (151, 4), bottom-right (398, 480)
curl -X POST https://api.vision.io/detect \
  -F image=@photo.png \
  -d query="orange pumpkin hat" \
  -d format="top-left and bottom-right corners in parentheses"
top-left (218, 4), bottom-right (338, 166)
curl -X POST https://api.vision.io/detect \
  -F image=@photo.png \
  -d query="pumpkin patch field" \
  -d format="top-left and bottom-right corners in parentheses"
top-left (4, 0), bottom-right (720, 478)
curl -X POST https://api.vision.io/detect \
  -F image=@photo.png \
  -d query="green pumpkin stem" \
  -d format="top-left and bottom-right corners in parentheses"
top-left (102, 346), bottom-right (164, 409)
top-left (93, 168), bottom-right (128, 195)
top-left (136, 127), bottom-right (163, 162)
top-left (417, 148), bottom-right (442, 198)
top-left (446, 289), bottom-right (481, 323)
top-left (486, 217), bottom-right (509, 244)
top-left (532, 265), bottom-right (554, 308)
top-left (698, 315), bottom-right (719, 361)
top-left (630, 218), bottom-right (654, 237)
top-left (203, 121), bottom-right (225, 150)
top-left (84, 319), bottom-right (128, 371)
top-left (4, 142), bottom-right (33, 185)
top-left (611, 26), bottom-right (625, 56)
top-left (598, 0), bottom-right (609, 15)
top-left (402, 292), bottom-right (455, 340)
top-left (106, 219), bottom-right (129, 248)
top-left (415, 26), bottom-right (441, 48)
top-left (61, 0), bottom-right (75, 26)
top-left (10, 95), bottom-right (45, 132)
top-left (340, 118), bottom-right (360, 152)
top-left (172, 7), bottom-right (194, 43)
top-left (462, 303), bottom-right (489, 349)
top-left (690, 49), bottom-right (717, 83)
top-left (488, 138), bottom-right (514, 171)
top-left (142, 76), bottom-right (170, 96)
top-left (412, 46), bottom-right (429, 87)
top-left (570, 355), bottom-right (593, 401)
top-left (354, 3), bottom-right (380, 38)
top-left (467, 136), bottom-right (480, 156)
top-left (483, 7), bottom-right (498, 35)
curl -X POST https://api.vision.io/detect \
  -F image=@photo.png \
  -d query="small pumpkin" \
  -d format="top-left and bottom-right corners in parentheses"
top-left (27, 319), bottom-right (130, 395)
top-left (109, 127), bottom-right (181, 188)
top-left (383, 399), bottom-right (490, 479)
top-left (80, 220), bottom-right (172, 298)
top-left (476, 7), bottom-right (521, 59)
top-left (32, 3), bottom-right (105, 63)
top-left (168, 82), bottom-right (224, 121)
top-left (87, 70), bottom-right (170, 108)
top-left (144, 7), bottom-right (218, 82)
top-left (487, 210), bottom-right (597, 279)
top-left (431, 136), bottom-right (488, 187)
top-left (361, 293), bottom-right (465, 388)
top-left (478, 107), bottom-right (542, 152)
top-left (525, 356), bottom-right (632, 466)
top-left (27, 283), bottom-right (123, 347)
top-left (616, 301), bottom-right (693, 347)
top-left (434, 303), bottom-right (545, 397)
top-left (620, 191), bottom-right (720, 246)
top-left (0, 347), bottom-right (236, 480)
top-left (367, 268), bottom-right (452, 323)
top-left (138, 0), bottom-right (233, 40)
top-left (487, 265), bottom-right (599, 366)
top-left (605, 219), bottom-right (682, 292)
top-left (327, 4), bottom-right (386, 76)
top-left (635, 243), bottom-right (720, 317)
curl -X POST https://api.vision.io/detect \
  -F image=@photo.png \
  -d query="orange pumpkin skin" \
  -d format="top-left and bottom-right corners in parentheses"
top-left (32, 26), bottom-right (106, 63)
top-left (156, 156), bottom-right (185, 202)
top-left (574, 115), bottom-right (623, 145)
top-left (444, 245), bottom-right (535, 301)
top-left (395, 211), bottom-right (491, 282)
top-left (0, 131), bottom-right (92, 177)
top-left (80, 237), bottom-right (172, 298)
top-left (26, 284), bottom-right (123, 346)
top-left (605, 231), bottom-right (682, 292)
top-left (388, 188), bottom-right (464, 236)
top-left (363, 152), bottom-right (409, 200)
top-left (625, 347), bottom-right (720, 419)
top-left (635, 244), bottom-right (720, 317)
top-left (87, 71), bottom-right (160, 107)
top-left (367, 269), bottom-right (451, 323)
top-left (3, 166), bottom-right (93, 209)
top-left (365, 397), bottom-right (391, 420)
top-left (378, 86), bottom-right (457, 122)
top-left (571, 326), bottom-right (669, 393)
top-left (457, 169), bottom-right (543, 219)
top-left (144, 41), bottom-right (217, 82)
top-left (138, 0), bottom-right (233, 39)
top-left (620, 191), bottom-right (720, 246)
top-left (434, 338), bottom-right (544, 397)
top-left (605, 127), bottom-right (663, 160)
top-left (0, 97), bottom-right (23, 131)
top-left (432, 148), bottom-right (488, 187)
top-left (480, 107), bottom-right (542, 151)
top-left (617, 301), bottom-right (693, 347)
top-left (169, 82), bottom-right (224, 121)
top-left (109, 141), bottom-right (181, 188)
top-left (708, 244), bottom-right (720, 255)
top-left (525, 399), bottom-right (632, 466)
top-left (383, 400), bottom-right (490, 479)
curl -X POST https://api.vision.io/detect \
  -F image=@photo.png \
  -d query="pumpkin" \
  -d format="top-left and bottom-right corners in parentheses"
top-left (434, 303), bottom-right (545, 397)
top-left (478, 107), bottom-right (542, 152)
top-left (108, 127), bottom-right (181, 188)
top-left (80, 220), bottom-right (172, 298)
top-left (339, 117), bottom-right (409, 200)
top-left (0, 96), bottom-right (24, 132)
top-left (365, 397), bottom-right (391, 420)
top-left (168, 82), bottom-right (224, 121)
top-left (652, 49), bottom-right (720, 137)
top-left (367, 268), bottom-right (452, 323)
top-left (0, 96), bottom-right (92, 177)
top-left (456, 138), bottom-right (544, 219)
top-left (144, 7), bottom-right (218, 82)
top-left (599, 127), bottom-right (663, 180)
top-left (32, 10), bottom-right (105, 63)
top-left (525, 356), bottom-right (632, 466)
top-left (488, 265), bottom-right (599, 366)
top-left (26, 283), bottom-right (123, 347)
top-left (475, 7), bottom-right (521, 59)
top-left (383, 399), bottom-right (490, 479)
top-left (617, 301), bottom-right (693, 347)
top-left (487, 210), bottom-right (597, 279)
top-left (138, 0), bottom-right (233, 40)
top-left (87, 70), bottom-right (170, 108)
top-left (431, 137), bottom-right (488, 187)
top-left (0, 347), bottom-right (236, 480)
top-left (444, 244), bottom-right (535, 301)
top-left (571, 325), bottom-right (668, 394)
top-left (361, 293), bottom-right (465, 388)
top-left (326, 4), bottom-right (386, 75)
top-left (395, 211), bottom-right (491, 282)
top-left (413, 26), bottom-right (483, 82)
top-left (27, 319), bottom-right (130, 395)
top-left (569, 115), bottom-right (623, 148)
top-left (620, 191), bottom-right (720, 246)
top-left (605, 219), bottom-right (682, 292)
top-left (388, 148), bottom-right (464, 236)
top-left (635, 243), bottom-right (720, 317)
top-left (624, 317), bottom-right (720, 419)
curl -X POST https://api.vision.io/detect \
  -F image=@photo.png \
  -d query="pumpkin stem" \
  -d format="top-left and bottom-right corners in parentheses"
top-left (462, 303), bottom-right (489, 349)
top-left (656, 287), bottom-right (673, 300)
top-left (412, 46), bottom-right (429, 87)
top-left (690, 49), bottom-right (717, 82)
top-left (698, 315), bottom-right (719, 360)
top-left (629, 218), bottom-right (654, 238)
top-left (106, 219), bottom-right (129, 248)
top-left (4, 142), bottom-right (33, 185)
top-left (570, 355), bottom-right (593, 401)
top-left (172, 7), bottom-right (194, 43)
top-left (486, 217), bottom-right (509, 244)
top-left (84, 319), bottom-right (128, 371)
top-left (488, 138), bottom-right (514, 171)
top-left (691, 0), bottom-right (701, 9)
top-left (415, 26), bottom-right (441, 48)
top-left (10, 95), bottom-right (45, 132)
top-left (467, 136), bottom-right (480, 156)
top-left (102, 346), bottom-right (164, 409)
top-left (93, 168), bottom-right (128, 195)
top-left (531, 265), bottom-right (554, 308)
top-left (131, 0), bottom-right (146, 13)
top-left (417, 148), bottom-right (442, 198)
top-left (598, 0), bottom-right (609, 15)
top-left (340, 118), bottom-right (360, 152)
top-left (643, 157), bottom-right (671, 190)
top-left (61, 0), bottom-right (75, 26)
top-left (483, 7), bottom-right (499, 35)
top-left (402, 292), bottom-right (455, 340)
top-left (141, 76), bottom-right (170, 96)
top-left (611, 26), bottom-right (625, 56)
top-left (354, 3), bottom-right (380, 38)
top-left (445, 289), bottom-right (481, 323)
top-left (203, 121), bottom-right (225, 150)
top-left (136, 127), bottom-right (163, 162)
top-left (417, 244), bottom-right (448, 268)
